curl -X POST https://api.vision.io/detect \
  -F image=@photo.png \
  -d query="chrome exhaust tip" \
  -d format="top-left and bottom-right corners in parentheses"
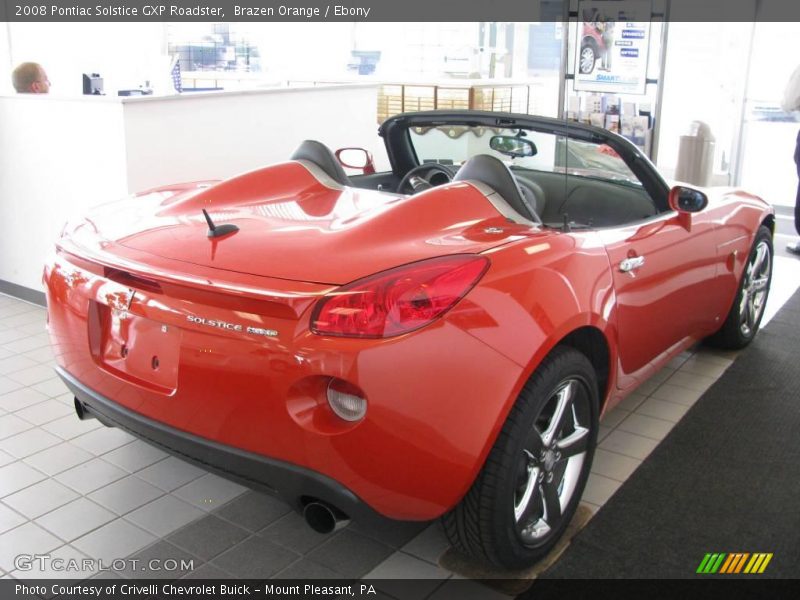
top-left (303, 501), bottom-right (350, 534)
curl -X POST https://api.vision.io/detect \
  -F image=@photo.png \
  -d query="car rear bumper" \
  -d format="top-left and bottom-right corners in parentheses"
top-left (45, 250), bottom-right (528, 520)
top-left (56, 366), bottom-right (385, 525)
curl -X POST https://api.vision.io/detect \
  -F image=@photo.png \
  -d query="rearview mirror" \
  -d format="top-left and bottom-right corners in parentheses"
top-left (335, 147), bottom-right (375, 174)
top-left (489, 135), bottom-right (537, 158)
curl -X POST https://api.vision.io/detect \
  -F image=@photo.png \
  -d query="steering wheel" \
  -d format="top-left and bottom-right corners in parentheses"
top-left (397, 164), bottom-right (455, 194)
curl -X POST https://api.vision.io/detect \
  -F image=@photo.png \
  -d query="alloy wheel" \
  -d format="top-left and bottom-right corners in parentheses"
top-left (580, 47), bottom-right (595, 74)
top-left (513, 377), bottom-right (591, 545)
top-left (739, 240), bottom-right (771, 337)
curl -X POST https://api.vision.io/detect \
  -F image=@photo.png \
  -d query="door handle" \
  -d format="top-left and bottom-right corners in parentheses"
top-left (620, 256), bottom-right (645, 272)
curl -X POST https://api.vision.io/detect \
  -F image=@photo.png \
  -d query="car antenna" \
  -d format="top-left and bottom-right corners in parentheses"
top-left (562, 213), bottom-right (571, 233)
top-left (202, 209), bottom-right (239, 238)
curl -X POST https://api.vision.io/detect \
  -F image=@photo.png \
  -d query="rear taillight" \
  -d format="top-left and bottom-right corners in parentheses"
top-left (310, 255), bottom-right (489, 338)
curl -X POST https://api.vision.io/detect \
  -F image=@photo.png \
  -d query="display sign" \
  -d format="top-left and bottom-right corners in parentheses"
top-left (574, 0), bottom-right (652, 95)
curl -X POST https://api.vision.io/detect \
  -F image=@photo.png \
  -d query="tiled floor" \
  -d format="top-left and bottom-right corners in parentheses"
top-left (0, 253), bottom-right (798, 594)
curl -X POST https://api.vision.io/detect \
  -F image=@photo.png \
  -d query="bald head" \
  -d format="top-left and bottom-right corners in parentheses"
top-left (12, 62), bottom-right (50, 94)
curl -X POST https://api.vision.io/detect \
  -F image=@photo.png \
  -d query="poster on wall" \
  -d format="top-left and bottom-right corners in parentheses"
top-left (574, 0), bottom-right (652, 95)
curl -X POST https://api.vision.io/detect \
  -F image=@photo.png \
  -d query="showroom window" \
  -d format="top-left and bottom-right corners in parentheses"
top-left (737, 21), bottom-right (800, 208)
top-left (657, 21), bottom-right (752, 183)
top-left (167, 23), bottom-right (261, 73)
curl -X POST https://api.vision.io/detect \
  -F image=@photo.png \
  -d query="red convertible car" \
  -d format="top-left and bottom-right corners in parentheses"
top-left (579, 21), bottom-right (607, 74)
top-left (45, 111), bottom-right (774, 569)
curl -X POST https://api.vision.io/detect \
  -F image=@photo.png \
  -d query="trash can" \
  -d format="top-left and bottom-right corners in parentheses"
top-left (675, 121), bottom-right (715, 186)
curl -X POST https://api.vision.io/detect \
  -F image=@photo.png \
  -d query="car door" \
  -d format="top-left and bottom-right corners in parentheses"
top-left (599, 211), bottom-right (720, 385)
top-left (552, 132), bottom-right (725, 388)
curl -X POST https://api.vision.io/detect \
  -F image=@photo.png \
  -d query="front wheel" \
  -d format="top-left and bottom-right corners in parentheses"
top-left (443, 346), bottom-right (599, 569)
top-left (579, 43), bottom-right (597, 74)
top-left (706, 225), bottom-right (773, 350)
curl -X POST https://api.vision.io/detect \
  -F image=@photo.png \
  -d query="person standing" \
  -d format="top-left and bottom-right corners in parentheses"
top-left (784, 64), bottom-right (800, 255)
top-left (11, 62), bottom-right (50, 94)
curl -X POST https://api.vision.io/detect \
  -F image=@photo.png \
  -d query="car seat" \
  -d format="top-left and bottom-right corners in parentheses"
top-left (290, 140), bottom-right (351, 187)
top-left (454, 154), bottom-right (543, 223)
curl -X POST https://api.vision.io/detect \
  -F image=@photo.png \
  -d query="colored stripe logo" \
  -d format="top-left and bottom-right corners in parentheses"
top-left (697, 553), bottom-right (773, 574)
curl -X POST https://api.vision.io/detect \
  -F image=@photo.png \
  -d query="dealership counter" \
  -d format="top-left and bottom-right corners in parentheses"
top-left (0, 84), bottom-right (380, 296)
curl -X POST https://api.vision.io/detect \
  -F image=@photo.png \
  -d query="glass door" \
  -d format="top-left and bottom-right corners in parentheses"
top-left (737, 22), bottom-right (800, 210)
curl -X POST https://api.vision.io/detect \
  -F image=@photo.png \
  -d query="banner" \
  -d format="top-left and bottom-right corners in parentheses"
top-left (574, 0), bottom-right (652, 95)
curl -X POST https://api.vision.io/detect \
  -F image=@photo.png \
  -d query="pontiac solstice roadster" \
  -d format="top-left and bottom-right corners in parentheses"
top-left (45, 111), bottom-right (774, 569)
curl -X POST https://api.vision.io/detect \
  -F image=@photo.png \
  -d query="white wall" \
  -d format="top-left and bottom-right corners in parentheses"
top-left (0, 24), bottom-right (11, 93)
top-left (122, 85), bottom-right (381, 192)
top-left (0, 84), bottom-right (380, 292)
top-left (0, 95), bottom-right (128, 289)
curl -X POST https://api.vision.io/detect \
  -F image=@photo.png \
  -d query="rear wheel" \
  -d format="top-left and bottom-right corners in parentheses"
top-left (443, 346), bottom-right (599, 569)
top-left (706, 225), bottom-right (773, 349)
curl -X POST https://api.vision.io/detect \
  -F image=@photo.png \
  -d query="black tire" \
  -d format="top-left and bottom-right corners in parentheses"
top-left (706, 225), bottom-right (773, 350)
top-left (442, 346), bottom-right (599, 569)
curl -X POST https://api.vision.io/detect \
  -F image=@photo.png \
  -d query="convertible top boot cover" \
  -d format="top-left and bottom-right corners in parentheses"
top-left (59, 162), bottom-right (536, 285)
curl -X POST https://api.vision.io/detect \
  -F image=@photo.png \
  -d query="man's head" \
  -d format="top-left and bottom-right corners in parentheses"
top-left (12, 62), bottom-right (50, 94)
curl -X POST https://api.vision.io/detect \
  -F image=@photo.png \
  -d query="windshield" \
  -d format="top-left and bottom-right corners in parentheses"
top-left (409, 125), bottom-right (641, 187)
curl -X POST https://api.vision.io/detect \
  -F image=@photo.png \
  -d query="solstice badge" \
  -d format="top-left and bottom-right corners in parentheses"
top-left (186, 315), bottom-right (278, 338)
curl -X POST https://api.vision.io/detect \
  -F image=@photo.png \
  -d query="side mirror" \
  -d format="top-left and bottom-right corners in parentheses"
top-left (335, 147), bottom-right (375, 175)
top-left (669, 185), bottom-right (708, 231)
top-left (669, 185), bottom-right (708, 213)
